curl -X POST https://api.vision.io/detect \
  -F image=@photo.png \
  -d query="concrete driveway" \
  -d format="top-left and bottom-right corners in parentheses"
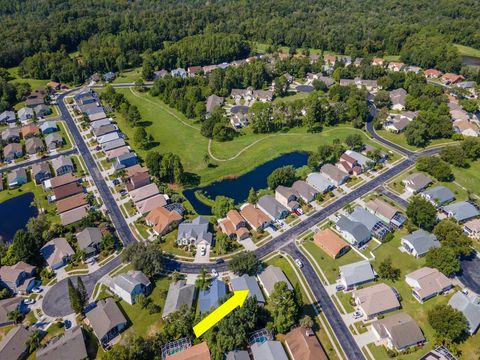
top-left (194, 245), bottom-right (210, 263)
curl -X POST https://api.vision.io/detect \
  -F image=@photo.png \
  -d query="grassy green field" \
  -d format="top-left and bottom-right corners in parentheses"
top-left (7, 66), bottom-right (49, 89)
top-left (114, 87), bottom-right (399, 186)
top-left (376, 129), bottom-right (456, 151)
top-left (454, 44), bottom-right (480, 58)
top-left (112, 68), bottom-right (143, 84)
top-left (452, 160), bottom-right (480, 196)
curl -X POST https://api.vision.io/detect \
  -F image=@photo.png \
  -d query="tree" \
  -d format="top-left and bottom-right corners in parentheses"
top-left (299, 315), bottom-right (314, 329)
top-left (428, 305), bottom-right (468, 343)
top-left (228, 251), bottom-right (259, 276)
top-left (26, 330), bottom-right (43, 353)
top-left (433, 219), bottom-right (473, 257)
top-left (345, 133), bottom-right (363, 151)
top-left (159, 153), bottom-right (184, 184)
top-left (145, 151), bottom-right (163, 178)
top-left (195, 268), bottom-right (211, 290)
top-left (270, 281), bottom-right (299, 333)
top-left (142, 55), bottom-right (155, 81)
top-left (77, 277), bottom-right (88, 311)
top-left (67, 278), bottom-right (82, 314)
top-left (426, 247), bottom-right (460, 276)
top-left (416, 156), bottom-right (453, 182)
top-left (377, 257), bottom-right (401, 281)
top-left (26, 214), bottom-right (50, 245)
top-left (133, 127), bottom-right (149, 149)
top-left (405, 121), bottom-right (429, 147)
top-left (163, 304), bottom-right (195, 340)
top-left (8, 310), bottom-right (23, 324)
top-left (211, 196), bottom-right (235, 218)
top-left (12, 230), bottom-right (40, 265)
top-left (406, 196), bottom-right (437, 231)
top-left (373, 90), bottom-right (391, 108)
top-left (247, 187), bottom-right (258, 204)
top-left (461, 138), bottom-right (480, 160)
top-left (440, 146), bottom-right (468, 168)
top-left (267, 165), bottom-right (297, 189)
top-left (122, 243), bottom-right (164, 277)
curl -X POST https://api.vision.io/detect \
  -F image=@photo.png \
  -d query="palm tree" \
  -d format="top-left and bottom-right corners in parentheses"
top-left (299, 315), bottom-right (314, 330)
top-left (195, 268), bottom-right (210, 290)
top-left (26, 330), bottom-right (42, 352)
top-left (8, 310), bottom-right (23, 324)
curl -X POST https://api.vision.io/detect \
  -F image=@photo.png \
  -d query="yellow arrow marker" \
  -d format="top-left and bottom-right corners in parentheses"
top-left (193, 289), bottom-right (249, 337)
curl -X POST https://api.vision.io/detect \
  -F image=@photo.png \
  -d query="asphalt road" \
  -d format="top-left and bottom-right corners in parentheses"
top-left (377, 186), bottom-right (409, 208)
top-left (458, 254), bottom-right (480, 294)
top-left (0, 148), bottom-right (78, 174)
top-left (42, 256), bottom-right (122, 317)
top-left (284, 243), bottom-right (366, 360)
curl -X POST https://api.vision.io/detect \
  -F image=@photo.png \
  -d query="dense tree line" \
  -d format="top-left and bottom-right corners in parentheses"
top-left (0, 69), bottom-right (32, 111)
top-left (1, 0), bottom-right (479, 71)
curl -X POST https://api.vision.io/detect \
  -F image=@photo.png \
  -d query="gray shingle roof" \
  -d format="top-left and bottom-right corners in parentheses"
top-left (36, 326), bottom-right (88, 360)
top-left (422, 186), bottom-right (455, 205)
top-left (251, 340), bottom-right (288, 360)
top-left (257, 265), bottom-right (293, 296)
top-left (448, 292), bottom-right (480, 334)
top-left (0, 326), bottom-right (31, 360)
top-left (230, 274), bottom-right (265, 303)
top-left (402, 230), bottom-right (440, 256)
top-left (257, 195), bottom-right (289, 220)
top-left (339, 260), bottom-right (375, 288)
top-left (86, 298), bottom-right (127, 341)
top-left (336, 215), bottom-right (371, 244)
top-left (111, 270), bottom-right (151, 294)
top-left (76, 227), bottom-right (102, 250)
top-left (177, 216), bottom-right (212, 246)
top-left (226, 350), bottom-right (250, 360)
top-left (349, 207), bottom-right (382, 232)
top-left (162, 280), bottom-right (195, 318)
top-left (199, 278), bottom-right (227, 313)
top-left (443, 201), bottom-right (480, 222)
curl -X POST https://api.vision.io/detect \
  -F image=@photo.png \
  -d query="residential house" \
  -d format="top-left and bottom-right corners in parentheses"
top-left (313, 228), bottom-right (349, 259)
top-left (45, 133), bottom-right (64, 150)
top-left (162, 280), bottom-right (195, 318)
top-left (402, 173), bottom-right (432, 193)
top-left (97, 132), bottom-right (120, 144)
top-left (384, 114), bottom-right (410, 133)
top-left (448, 292), bottom-right (480, 335)
top-left (166, 342), bottom-right (211, 360)
top-left (90, 118), bottom-right (111, 130)
top-left (125, 171), bottom-right (150, 191)
top-left (406, 65), bottom-right (422, 73)
top-left (18, 107), bottom-right (34, 123)
top-left (365, 198), bottom-right (406, 227)
top-left (203, 64), bottom-right (219, 74)
top-left (390, 88), bottom-right (407, 111)
top-left (453, 119), bottom-right (480, 137)
top-left (154, 70), bottom-right (168, 79)
top-left (372, 313), bottom-right (425, 351)
top-left (43, 173), bottom-right (77, 190)
top-left (225, 350), bottom-right (250, 360)
top-left (1, 128), bottom-right (20, 143)
top-left (177, 216), bottom-right (212, 248)
top-left (36, 326), bottom-right (88, 360)
top-left (284, 326), bottom-right (328, 360)
top-left (275, 186), bottom-right (300, 211)
top-left (146, 207), bottom-right (183, 236)
top-left (306, 173), bottom-right (335, 193)
top-left (31, 162), bottom-right (52, 184)
top-left (52, 182), bottom-right (83, 201)
top-left (103, 72), bottom-right (116, 82)
top-left (52, 155), bottom-right (74, 176)
top-left (34, 104), bottom-right (51, 117)
top-left (450, 108), bottom-right (470, 121)
top-left (405, 267), bottom-right (453, 303)
top-left (320, 164), bottom-right (349, 186)
top-left (0, 326), bottom-right (31, 359)
top-left (86, 298), bottom-right (127, 345)
top-left (464, 218), bottom-right (480, 239)
top-left (25, 137), bottom-right (45, 154)
top-left (442, 201), bottom-right (480, 223)
top-left (349, 206), bottom-right (391, 240)
top-left (344, 150), bottom-right (371, 170)
top-left (106, 146), bottom-right (130, 160)
top-left (113, 152), bottom-right (138, 170)
top-left (171, 68), bottom-right (187, 78)
top-left (372, 58), bottom-right (385, 66)
top-left (442, 73), bottom-right (464, 85)
top-left (388, 62), bottom-right (405, 72)
top-left (20, 123), bottom-right (39, 139)
top-left (93, 124), bottom-right (117, 138)
top-left (291, 180), bottom-right (318, 203)
top-left (424, 69), bottom-right (442, 78)
top-left (339, 260), bottom-right (376, 290)
top-left (56, 193), bottom-right (87, 214)
top-left (7, 168), bottom-right (27, 188)
top-left (109, 270), bottom-right (151, 305)
top-left (199, 278), bottom-right (227, 313)
top-left (88, 111), bottom-right (107, 122)
top-left (205, 95), bottom-right (224, 114)
top-left (76, 227), bottom-right (102, 258)
top-left (60, 206), bottom-right (88, 226)
top-left (421, 186), bottom-right (455, 207)
top-left (251, 340), bottom-right (288, 360)
top-left (335, 215), bottom-right (371, 247)
top-left (240, 204), bottom-right (271, 231)
top-left (39, 121), bottom-right (57, 134)
top-left (25, 89), bottom-right (45, 108)
top-left (0, 297), bottom-right (24, 327)
top-left (218, 210), bottom-right (249, 241)
top-left (230, 274), bottom-right (265, 304)
top-left (257, 265), bottom-right (293, 297)
top-left (257, 195), bottom-right (290, 220)
top-left (0, 110), bottom-right (16, 124)
top-left (353, 283), bottom-right (401, 319)
top-left (323, 54), bottom-right (336, 65)
top-left (101, 138), bottom-right (126, 151)
top-left (40, 237), bottom-right (75, 270)
top-left (135, 193), bottom-right (168, 215)
top-left (129, 183), bottom-right (160, 203)
top-left (0, 261), bottom-right (36, 294)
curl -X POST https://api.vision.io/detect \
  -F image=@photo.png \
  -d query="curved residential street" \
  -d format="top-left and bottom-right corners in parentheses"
top-left (42, 86), bottom-right (464, 360)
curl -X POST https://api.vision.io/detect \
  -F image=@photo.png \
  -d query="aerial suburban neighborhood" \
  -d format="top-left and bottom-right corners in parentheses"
top-left (0, 1), bottom-right (480, 359)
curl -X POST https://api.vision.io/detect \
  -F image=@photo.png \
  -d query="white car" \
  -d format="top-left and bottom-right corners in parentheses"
top-left (353, 311), bottom-right (363, 319)
top-left (295, 259), bottom-right (303, 268)
top-left (24, 299), bottom-right (36, 305)
top-left (32, 287), bottom-right (43, 293)
top-left (200, 246), bottom-right (206, 256)
top-left (211, 269), bottom-right (218, 278)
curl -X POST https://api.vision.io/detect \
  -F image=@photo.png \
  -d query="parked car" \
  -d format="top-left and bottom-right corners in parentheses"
top-left (462, 289), bottom-right (469, 295)
top-left (200, 246), bottom-right (206, 256)
top-left (294, 208), bottom-right (304, 216)
top-left (335, 284), bottom-right (345, 292)
top-left (211, 269), bottom-right (218, 278)
top-left (353, 311), bottom-right (363, 319)
top-left (32, 287), bottom-right (43, 293)
top-left (215, 258), bottom-right (224, 265)
top-left (64, 319), bottom-right (72, 329)
top-left (24, 299), bottom-right (35, 305)
top-left (295, 259), bottom-right (303, 268)
top-left (112, 178), bottom-right (120, 186)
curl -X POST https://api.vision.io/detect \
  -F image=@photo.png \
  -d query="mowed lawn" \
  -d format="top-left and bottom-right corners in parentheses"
top-left (376, 129), bottom-right (455, 152)
top-left (116, 88), bottom-right (400, 185)
top-left (454, 44), bottom-right (480, 58)
top-left (453, 160), bottom-right (480, 196)
top-left (7, 66), bottom-right (50, 89)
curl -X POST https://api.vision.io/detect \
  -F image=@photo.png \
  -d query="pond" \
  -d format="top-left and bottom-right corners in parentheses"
top-left (295, 85), bottom-right (314, 93)
top-left (184, 152), bottom-right (309, 214)
top-left (462, 56), bottom-right (480, 66)
top-left (0, 192), bottom-right (38, 243)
